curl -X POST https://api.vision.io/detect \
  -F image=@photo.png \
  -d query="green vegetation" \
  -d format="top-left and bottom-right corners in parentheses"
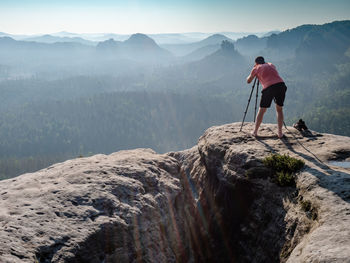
top-left (263, 154), bottom-right (305, 173)
top-left (0, 156), bottom-right (68, 180)
top-left (263, 154), bottom-right (305, 186)
top-left (301, 63), bottom-right (350, 135)
top-left (0, 91), bottom-right (234, 178)
top-left (275, 171), bottom-right (295, 187)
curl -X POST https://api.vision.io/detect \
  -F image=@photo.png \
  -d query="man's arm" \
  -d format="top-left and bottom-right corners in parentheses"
top-left (246, 66), bottom-right (257, 83)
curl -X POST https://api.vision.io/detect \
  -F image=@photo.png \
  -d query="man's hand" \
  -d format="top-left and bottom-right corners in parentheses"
top-left (247, 74), bottom-right (254, 84)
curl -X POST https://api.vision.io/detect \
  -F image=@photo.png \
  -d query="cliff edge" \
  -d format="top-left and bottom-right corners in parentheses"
top-left (0, 122), bottom-right (349, 262)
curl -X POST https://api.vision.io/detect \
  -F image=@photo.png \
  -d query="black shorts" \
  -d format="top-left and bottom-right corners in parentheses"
top-left (260, 82), bottom-right (287, 108)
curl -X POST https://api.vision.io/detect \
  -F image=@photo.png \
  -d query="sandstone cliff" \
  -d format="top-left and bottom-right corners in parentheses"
top-left (0, 123), bottom-right (349, 262)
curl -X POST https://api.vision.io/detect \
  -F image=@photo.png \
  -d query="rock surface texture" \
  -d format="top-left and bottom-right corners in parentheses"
top-left (1, 122), bottom-right (350, 262)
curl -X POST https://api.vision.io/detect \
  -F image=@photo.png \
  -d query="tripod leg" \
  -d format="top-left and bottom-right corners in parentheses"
top-left (240, 78), bottom-right (256, 131)
top-left (254, 80), bottom-right (259, 122)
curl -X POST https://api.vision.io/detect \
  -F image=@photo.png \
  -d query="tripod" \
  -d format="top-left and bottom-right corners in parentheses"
top-left (239, 78), bottom-right (260, 131)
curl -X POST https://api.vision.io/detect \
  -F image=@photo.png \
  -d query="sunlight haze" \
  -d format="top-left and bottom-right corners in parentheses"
top-left (1, 0), bottom-right (350, 34)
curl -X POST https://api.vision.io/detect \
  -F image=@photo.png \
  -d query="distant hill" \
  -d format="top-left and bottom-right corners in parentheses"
top-left (124, 33), bottom-right (159, 47)
top-left (22, 34), bottom-right (96, 46)
top-left (263, 20), bottom-right (350, 62)
top-left (0, 36), bottom-right (17, 46)
top-left (197, 40), bottom-right (246, 68)
top-left (161, 34), bottom-right (233, 56)
top-left (0, 37), bottom-right (92, 55)
top-left (267, 25), bottom-right (315, 51)
top-left (182, 44), bottom-right (221, 62)
top-left (0, 36), bottom-right (91, 49)
top-left (97, 33), bottom-right (173, 62)
top-left (49, 31), bottom-right (130, 42)
top-left (235, 35), bottom-right (268, 56)
top-left (295, 20), bottom-right (350, 65)
top-left (0, 33), bottom-right (172, 67)
top-left (0, 32), bottom-right (29, 40)
top-left (0, 31), bottom-right (276, 45)
top-left (148, 33), bottom-right (199, 44)
top-left (0, 34), bottom-right (172, 78)
top-left (184, 40), bottom-right (247, 81)
top-left (198, 34), bottom-right (233, 46)
top-left (262, 31), bottom-right (281, 37)
top-left (96, 38), bottom-right (122, 51)
top-left (0, 32), bottom-right (11, 37)
top-left (183, 35), bottom-right (256, 61)
top-left (0, 37), bottom-right (94, 77)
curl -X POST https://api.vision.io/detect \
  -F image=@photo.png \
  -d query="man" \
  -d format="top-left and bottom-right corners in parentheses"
top-left (246, 56), bottom-right (287, 138)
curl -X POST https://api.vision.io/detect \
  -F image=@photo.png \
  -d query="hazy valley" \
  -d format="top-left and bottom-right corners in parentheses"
top-left (0, 20), bottom-right (350, 179)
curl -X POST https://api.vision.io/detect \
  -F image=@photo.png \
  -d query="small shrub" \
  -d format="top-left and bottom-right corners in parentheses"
top-left (263, 154), bottom-right (305, 173)
top-left (263, 154), bottom-right (305, 187)
top-left (275, 171), bottom-right (295, 187)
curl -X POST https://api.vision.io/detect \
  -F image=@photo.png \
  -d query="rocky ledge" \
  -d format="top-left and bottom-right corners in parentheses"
top-left (0, 123), bottom-right (349, 262)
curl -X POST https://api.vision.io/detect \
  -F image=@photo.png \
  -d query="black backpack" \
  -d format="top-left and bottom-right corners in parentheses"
top-left (293, 119), bottom-right (308, 131)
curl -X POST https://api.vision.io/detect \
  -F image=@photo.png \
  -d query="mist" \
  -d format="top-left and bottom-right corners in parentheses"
top-left (0, 20), bottom-right (350, 179)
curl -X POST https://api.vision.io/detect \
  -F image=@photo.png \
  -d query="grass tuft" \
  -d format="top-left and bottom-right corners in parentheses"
top-left (275, 171), bottom-right (294, 187)
top-left (263, 154), bottom-right (305, 187)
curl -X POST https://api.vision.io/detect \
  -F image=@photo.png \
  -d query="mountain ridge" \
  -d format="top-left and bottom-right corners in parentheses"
top-left (96, 33), bottom-right (172, 61)
top-left (22, 34), bottom-right (96, 46)
top-left (161, 33), bottom-right (233, 56)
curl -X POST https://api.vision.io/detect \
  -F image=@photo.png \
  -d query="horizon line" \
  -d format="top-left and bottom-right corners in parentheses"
top-left (1, 19), bottom-right (349, 36)
top-left (1, 30), bottom-right (280, 36)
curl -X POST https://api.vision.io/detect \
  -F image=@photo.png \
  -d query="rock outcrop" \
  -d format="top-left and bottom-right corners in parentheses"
top-left (0, 149), bottom-right (187, 262)
top-left (1, 122), bottom-right (350, 262)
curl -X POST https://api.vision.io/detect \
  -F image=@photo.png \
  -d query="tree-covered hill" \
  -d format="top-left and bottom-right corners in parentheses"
top-left (264, 20), bottom-right (350, 63)
top-left (0, 91), bottom-right (236, 179)
top-left (301, 62), bottom-right (350, 135)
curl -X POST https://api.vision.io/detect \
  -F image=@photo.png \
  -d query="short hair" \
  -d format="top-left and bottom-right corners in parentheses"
top-left (255, 56), bottom-right (265, 64)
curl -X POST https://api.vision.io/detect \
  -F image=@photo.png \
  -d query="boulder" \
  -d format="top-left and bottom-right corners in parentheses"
top-left (0, 149), bottom-right (188, 262)
top-left (0, 122), bottom-right (349, 262)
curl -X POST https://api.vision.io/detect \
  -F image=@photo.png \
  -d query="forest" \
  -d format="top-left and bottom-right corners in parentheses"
top-left (0, 20), bottom-right (349, 179)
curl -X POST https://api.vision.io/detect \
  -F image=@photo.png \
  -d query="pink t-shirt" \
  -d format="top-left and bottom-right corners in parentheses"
top-left (250, 63), bottom-right (284, 90)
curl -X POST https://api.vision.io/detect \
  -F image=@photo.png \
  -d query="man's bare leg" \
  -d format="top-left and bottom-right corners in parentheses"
top-left (252, 107), bottom-right (267, 136)
top-left (276, 105), bottom-right (284, 138)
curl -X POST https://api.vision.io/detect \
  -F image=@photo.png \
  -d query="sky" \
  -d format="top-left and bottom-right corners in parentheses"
top-left (1, 0), bottom-right (350, 35)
